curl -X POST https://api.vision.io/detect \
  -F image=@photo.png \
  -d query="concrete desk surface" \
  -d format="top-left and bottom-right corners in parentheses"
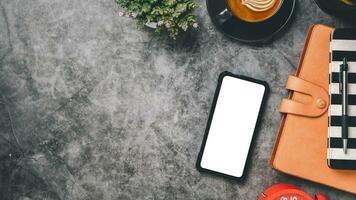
top-left (0, 0), bottom-right (355, 199)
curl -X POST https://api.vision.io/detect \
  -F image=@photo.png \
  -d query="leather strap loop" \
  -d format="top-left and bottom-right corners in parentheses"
top-left (279, 75), bottom-right (329, 117)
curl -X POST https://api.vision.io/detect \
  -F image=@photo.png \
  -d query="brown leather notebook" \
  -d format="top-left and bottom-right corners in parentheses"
top-left (270, 24), bottom-right (356, 194)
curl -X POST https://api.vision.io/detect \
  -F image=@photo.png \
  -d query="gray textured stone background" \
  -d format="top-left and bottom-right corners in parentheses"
top-left (0, 0), bottom-right (356, 199)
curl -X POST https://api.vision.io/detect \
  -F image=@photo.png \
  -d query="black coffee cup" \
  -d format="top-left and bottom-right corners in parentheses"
top-left (213, 0), bottom-right (285, 25)
top-left (206, 0), bottom-right (296, 43)
top-left (314, 0), bottom-right (356, 19)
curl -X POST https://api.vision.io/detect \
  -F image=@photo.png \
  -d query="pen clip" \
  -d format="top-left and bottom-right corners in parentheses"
top-left (339, 63), bottom-right (343, 94)
top-left (343, 57), bottom-right (349, 72)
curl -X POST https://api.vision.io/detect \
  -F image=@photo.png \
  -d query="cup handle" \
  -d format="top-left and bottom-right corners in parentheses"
top-left (213, 8), bottom-right (233, 25)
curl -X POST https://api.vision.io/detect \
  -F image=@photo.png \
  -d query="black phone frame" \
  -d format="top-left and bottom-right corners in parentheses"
top-left (196, 71), bottom-right (269, 181)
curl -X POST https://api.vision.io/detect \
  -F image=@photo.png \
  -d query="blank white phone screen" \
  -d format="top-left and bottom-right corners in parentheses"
top-left (200, 76), bottom-right (265, 178)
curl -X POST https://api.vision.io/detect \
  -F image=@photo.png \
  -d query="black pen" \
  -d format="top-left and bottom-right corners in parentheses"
top-left (340, 57), bottom-right (349, 154)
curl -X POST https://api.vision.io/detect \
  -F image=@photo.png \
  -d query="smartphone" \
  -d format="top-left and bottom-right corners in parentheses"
top-left (196, 71), bottom-right (269, 180)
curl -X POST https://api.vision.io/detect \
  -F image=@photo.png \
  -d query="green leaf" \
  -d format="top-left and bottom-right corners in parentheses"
top-left (142, 3), bottom-right (151, 13)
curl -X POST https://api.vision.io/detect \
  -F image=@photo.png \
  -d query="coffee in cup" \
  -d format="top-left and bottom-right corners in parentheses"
top-left (340, 0), bottom-right (355, 6)
top-left (227, 0), bottom-right (283, 22)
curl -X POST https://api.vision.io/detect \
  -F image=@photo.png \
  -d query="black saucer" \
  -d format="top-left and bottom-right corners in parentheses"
top-left (206, 0), bottom-right (296, 43)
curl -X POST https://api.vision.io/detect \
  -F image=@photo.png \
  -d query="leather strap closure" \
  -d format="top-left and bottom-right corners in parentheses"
top-left (279, 75), bottom-right (329, 117)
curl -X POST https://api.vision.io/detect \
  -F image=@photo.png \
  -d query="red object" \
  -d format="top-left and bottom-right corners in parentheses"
top-left (258, 184), bottom-right (327, 200)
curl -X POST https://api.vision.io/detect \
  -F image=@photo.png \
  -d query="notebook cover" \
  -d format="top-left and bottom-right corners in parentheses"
top-left (328, 29), bottom-right (356, 169)
top-left (270, 24), bottom-right (356, 195)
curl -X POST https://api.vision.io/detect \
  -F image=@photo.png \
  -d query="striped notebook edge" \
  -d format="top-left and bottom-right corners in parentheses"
top-left (328, 29), bottom-right (356, 169)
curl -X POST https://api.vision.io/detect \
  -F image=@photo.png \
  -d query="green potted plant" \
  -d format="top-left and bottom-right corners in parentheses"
top-left (115, 0), bottom-right (199, 39)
